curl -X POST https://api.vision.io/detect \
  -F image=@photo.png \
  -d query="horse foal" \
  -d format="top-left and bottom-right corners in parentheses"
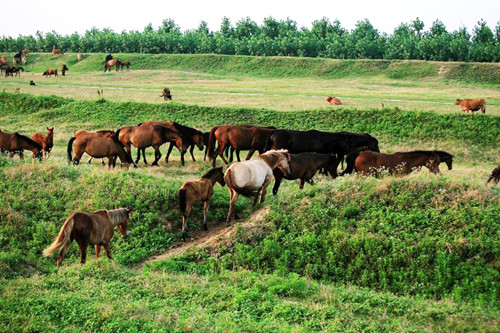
top-left (179, 167), bottom-right (225, 241)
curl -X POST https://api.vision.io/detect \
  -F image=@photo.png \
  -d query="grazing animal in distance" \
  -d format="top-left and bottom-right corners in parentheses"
top-left (77, 53), bottom-right (83, 62)
top-left (119, 61), bottom-right (131, 69)
top-left (0, 131), bottom-right (43, 160)
top-left (4, 66), bottom-right (24, 77)
top-left (30, 80), bottom-right (35, 86)
top-left (160, 88), bottom-right (172, 101)
top-left (455, 99), bottom-right (486, 114)
top-left (43, 69), bottom-right (58, 77)
top-left (31, 127), bottom-right (54, 160)
top-left (21, 56), bottom-right (26, 65)
top-left (224, 150), bottom-right (291, 224)
top-left (43, 207), bottom-right (133, 268)
top-left (104, 59), bottom-right (120, 72)
top-left (61, 64), bottom-right (68, 76)
top-left (51, 47), bottom-right (64, 55)
top-left (179, 167), bottom-right (225, 240)
top-left (22, 49), bottom-right (30, 56)
top-left (487, 163), bottom-right (500, 184)
top-left (67, 134), bottom-right (134, 168)
top-left (327, 96), bottom-right (342, 105)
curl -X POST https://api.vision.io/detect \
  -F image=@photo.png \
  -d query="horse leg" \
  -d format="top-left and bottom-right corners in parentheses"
top-left (165, 142), bottom-right (174, 163)
top-left (245, 149), bottom-right (256, 160)
top-left (190, 145), bottom-right (196, 162)
top-left (104, 242), bottom-right (113, 260)
top-left (272, 170), bottom-right (284, 196)
top-left (203, 201), bottom-right (209, 231)
top-left (226, 189), bottom-right (239, 225)
top-left (236, 150), bottom-right (242, 162)
top-left (152, 146), bottom-right (161, 166)
top-left (299, 178), bottom-right (305, 189)
top-left (260, 185), bottom-right (268, 204)
top-left (218, 144), bottom-right (229, 166)
top-left (95, 245), bottom-right (101, 260)
top-left (180, 151), bottom-right (185, 166)
top-left (77, 240), bottom-right (88, 265)
top-left (182, 204), bottom-right (192, 241)
top-left (252, 187), bottom-right (262, 206)
top-left (228, 147), bottom-right (234, 163)
top-left (141, 148), bottom-right (148, 165)
top-left (135, 148), bottom-right (141, 165)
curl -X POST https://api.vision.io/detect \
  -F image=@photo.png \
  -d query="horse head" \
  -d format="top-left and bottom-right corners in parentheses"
top-left (214, 167), bottom-right (226, 187)
top-left (116, 207), bottom-right (133, 239)
top-left (262, 149), bottom-right (291, 176)
top-left (194, 133), bottom-right (204, 150)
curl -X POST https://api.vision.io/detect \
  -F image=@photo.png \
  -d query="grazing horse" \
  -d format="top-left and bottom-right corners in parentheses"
top-left (77, 53), bottom-right (83, 62)
top-left (43, 207), bottom-right (133, 268)
top-left (208, 125), bottom-right (275, 167)
top-left (117, 125), bottom-right (188, 166)
top-left (119, 61), bottom-right (131, 69)
top-left (12, 57), bottom-right (20, 66)
top-left (4, 66), bottom-right (24, 77)
top-left (43, 69), bottom-right (58, 77)
top-left (139, 121), bottom-right (204, 165)
top-left (67, 134), bottom-right (134, 168)
top-left (487, 163), bottom-right (500, 184)
top-left (272, 153), bottom-right (338, 195)
top-left (104, 59), bottom-right (120, 72)
top-left (52, 48), bottom-right (64, 55)
top-left (61, 64), bottom-right (68, 76)
top-left (224, 125), bottom-right (277, 163)
top-left (74, 129), bottom-right (116, 164)
top-left (160, 88), bottom-right (172, 101)
top-left (326, 96), bottom-right (342, 105)
top-left (22, 49), bottom-right (30, 56)
top-left (353, 150), bottom-right (453, 176)
top-left (21, 56), bottom-right (26, 65)
top-left (455, 99), bottom-right (486, 114)
top-left (31, 127), bottom-right (54, 160)
top-left (0, 131), bottom-right (43, 160)
top-left (224, 150), bottom-right (291, 224)
top-left (179, 167), bottom-right (225, 240)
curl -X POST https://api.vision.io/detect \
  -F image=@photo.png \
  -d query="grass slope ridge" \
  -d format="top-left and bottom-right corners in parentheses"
top-left (5, 53), bottom-right (500, 83)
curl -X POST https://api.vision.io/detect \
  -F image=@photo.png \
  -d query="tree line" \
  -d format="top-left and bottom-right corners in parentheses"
top-left (1, 17), bottom-right (499, 62)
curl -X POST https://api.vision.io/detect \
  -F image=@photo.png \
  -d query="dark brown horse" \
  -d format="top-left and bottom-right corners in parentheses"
top-left (272, 153), bottom-right (338, 195)
top-left (117, 125), bottom-right (188, 166)
top-left (0, 131), bottom-right (42, 160)
top-left (353, 150), bottom-right (453, 176)
top-left (160, 88), bottom-right (172, 101)
top-left (104, 59), bottom-right (120, 72)
top-left (207, 125), bottom-right (275, 167)
top-left (43, 68), bottom-right (58, 77)
top-left (119, 61), bottom-right (131, 69)
top-left (31, 127), bottom-right (54, 160)
top-left (487, 163), bottom-right (500, 184)
top-left (139, 121), bottom-right (204, 165)
top-left (67, 134), bottom-right (134, 168)
top-left (61, 64), bottom-right (68, 76)
top-left (51, 48), bottom-right (64, 55)
top-left (4, 66), bottom-right (24, 77)
top-left (74, 129), bottom-right (115, 164)
top-left (179, 167), bottom-right (225, 240)
top-left (43, 208), bottom-right (133, 268)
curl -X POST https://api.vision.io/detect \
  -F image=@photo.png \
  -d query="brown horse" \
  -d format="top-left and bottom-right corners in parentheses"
top-left (104, 59), bottom-right (120, 72)
top-left (139, 121), bottom-right (204, 165)
top-left (61, 64), bottom-right (68, 76)
top-left (353, 150), bottom-right (453, 176)
top-left (4, 66), bottom-right (24, 77)
top-left (326, 96), bottom-right (342, 105)
top-left (43, 207), bottom-right (133, 268)
top-left (179, 167), bottom-right (225, 240)
top-left (117, 125), bottom-right (188, 166)
top-left (22, 49), bottom-right (30, 56)
top-left (52, 48), bottom-right (64, 55)
top-left (272, 153), bottom-right (338, 195)
top-left (207, 125), bottom-right (275, 167)
top-left (487, 163), bottom-right (500, 184)
top-left (160, 88), bottom-right (172, 101)
top-left (31, 127), bottom-right (54, 160)
top-left (43, 69), bottom-right (58, 77)
top-left (119, 61), bottom-right (131, 69)
top-left (0, 131), bottom-right (42, 160)
top-left (74, 129), bottom-right (116, 164)
top-left (67, 134), bottom-right (134, 168)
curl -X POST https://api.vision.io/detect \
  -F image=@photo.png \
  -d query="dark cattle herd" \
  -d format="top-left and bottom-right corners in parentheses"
top-left (0, 51), bottom-right (496, 268)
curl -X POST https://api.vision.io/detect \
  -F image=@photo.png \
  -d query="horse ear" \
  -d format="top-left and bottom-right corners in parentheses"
top-left (127, 207), bottom-right (133, 214)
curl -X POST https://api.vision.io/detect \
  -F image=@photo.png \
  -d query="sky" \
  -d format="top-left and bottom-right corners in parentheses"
top-left (2, 0), bottom-right (499, 37)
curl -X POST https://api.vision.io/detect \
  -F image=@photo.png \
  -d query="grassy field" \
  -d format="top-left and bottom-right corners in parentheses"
top-left (0, 53), bottom-right (499, 114)
top-left (0, 55), bottom-right (499, 331)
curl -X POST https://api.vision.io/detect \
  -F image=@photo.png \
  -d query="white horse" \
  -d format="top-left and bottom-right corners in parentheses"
top-left (224, 149), bottom-right (291, 224)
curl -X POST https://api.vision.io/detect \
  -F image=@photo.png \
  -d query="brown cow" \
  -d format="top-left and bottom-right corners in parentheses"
top-left (43, 69), bottom-right (58, 77)
top-left (326, 96), bottom-right (342, 105)
top-left (455, 99), bottom-right (486, 114)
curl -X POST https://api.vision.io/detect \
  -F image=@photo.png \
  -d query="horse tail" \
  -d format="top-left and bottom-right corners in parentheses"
top-left (207, 126), bottom-right (218, 160)
top-left (43, 215), bottom-right (75, 257)
top-left (179, 188), bottom-right (187, 215)
top-left (112, 129), bottom-right (134, 164)
top-left (264, 131), bottom-right (276, 151)
top-left (67, 137), bottom-right (76, 162)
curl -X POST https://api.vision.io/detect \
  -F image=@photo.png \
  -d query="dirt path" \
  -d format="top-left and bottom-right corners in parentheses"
top-left (140, 206), bottom-right (270, 267)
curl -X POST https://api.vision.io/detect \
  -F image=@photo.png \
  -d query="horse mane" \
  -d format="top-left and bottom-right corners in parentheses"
top-left (15, 133), bottom-right (42, 149)
top-left (405, 150), bottom-right (452, 158)
top-left (172, 122), bottom-right (202, 136)
top-left (258, 149), bottom-right (289, 167)
top-left (103, 208), bottom-right (129, 226)
top-left (202, 167), bottom-right (223, 179)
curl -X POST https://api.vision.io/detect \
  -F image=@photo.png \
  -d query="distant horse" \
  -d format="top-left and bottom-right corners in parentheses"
top-left (67, 134), bottom-right (134, 168)
top-left (43, 207), bottom-right (133, 268)
top-left (353, 150), bottom-right (453, 176)
top-left (119, 61), bottom-right (131, 69)
top-left (104, 59), bottom-right (120, 72)
top-left (74, 129), bottom-right (115, 164)
top-left (455, 99), bottom-right (486, 114)
top-left (487, 163), bottom-right (500, 184)
top-left (326, 96), bottom-right (341, 105)
top-left (272, 153), bottom-right (338, 195)
top-left (117, 125), bottom-right (188, 166)
top-left (0, 131), bottom-right (43, 160)
top-left (139, 121), bottom-right (204, 165)
top-left (31, 127), bottom-right (54, 160)
top-left (21, 56), bottom-right (26, 65)
top-left (160, 88), bottom-right (172, 101)
top-left (4, 66), bottom-right (24, 77)
top-left (179, 167), bottom-right (225, 240)
top-left (52, 48), bottom-right (64, 55)
top-left (224, 150), bottom-right (291, 224)
top-left (77, 53), bottom-right (83, 62)
top-left (43, 69), bottom-right (58, 77)
top-left (12, 57), bottom-right (20, 66)
top-left (21, 49), bottom-right (30, 56)
top-left (208, 125), bottom-right (275, 167)
top-left (61, 64), bottom-right (68, 76)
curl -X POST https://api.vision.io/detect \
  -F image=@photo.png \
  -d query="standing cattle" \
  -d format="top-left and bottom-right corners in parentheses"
top-left (455, 99), bottom-right (486, 114)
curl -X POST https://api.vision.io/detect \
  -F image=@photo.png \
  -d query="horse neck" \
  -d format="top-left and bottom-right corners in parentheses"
top-left (259, 153), bottom-right (285, 169)
top-left (45, 132), bottom-right (53, 144)
top-left (106, 209), bottom-right (127, 226)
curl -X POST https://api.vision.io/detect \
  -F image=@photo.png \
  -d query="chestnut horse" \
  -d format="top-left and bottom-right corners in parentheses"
top-left (0, 131), bottom-right (42, 160)
top-left (179, 167), bottom-right (225, 240)
top-left (207, 125), bottom-right (275, 167)
top-left (139, 121), bottom-right (204, 165)
top-left (224, 125), bottom-right (277, 163)
top-left (487, 163), bottom-right (500, 184)
top-left (104, 59), bottom-right (120, 72)
top-left (67, 134), bottom-right (134, 168)
top-left (74, 129), bottom-right (115, 164)
top-left (224, 150), bottom-right (291, 224)
top-left (43, 69), bottom-right (58, 77)
top-left (52, 48), bottom-right (64, 55)
top-left (31, 127), bottom-right (54, 160)
top-left (116, 125), bottom-right (188, 166)
top-left (326, 96), bottom-right (342, 105)
top-left (43, 208), bottom-right (133, 268)
top-left (160, 88), bottom-right (172, 101)
top-left (353, 150), bottom-right (453, 176)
